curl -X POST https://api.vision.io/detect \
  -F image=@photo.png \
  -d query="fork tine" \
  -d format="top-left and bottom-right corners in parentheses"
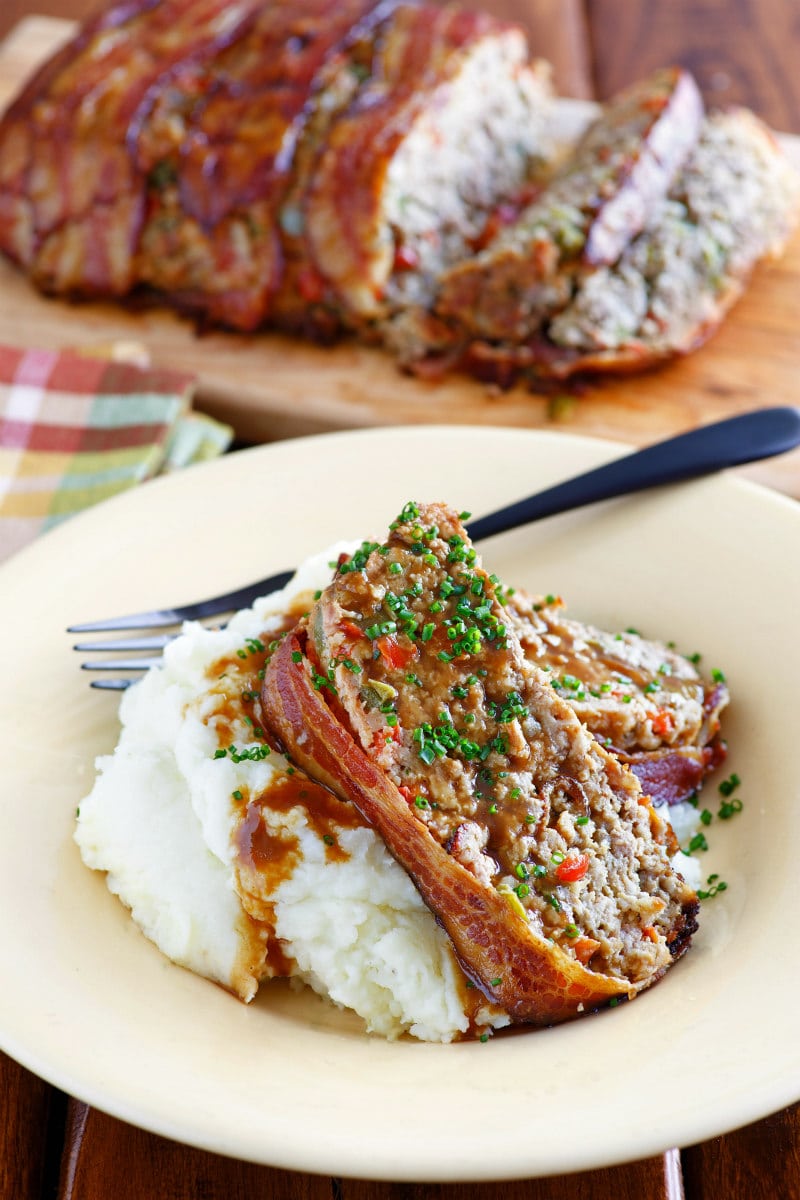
top-left (90, 678), bottom-right (134, 691)
top-left (80, 656), bottom-right (164, 672)
top-left (68, 606), bottom-right (199, 633)
top-left (67, 568), bottom-right (294, 633)
top-left (73, 634), bottom-right (175, 652)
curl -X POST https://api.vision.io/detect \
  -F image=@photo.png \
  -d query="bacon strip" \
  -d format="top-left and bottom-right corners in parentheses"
top-left (135, 0), bottom-right (384, 327)
top-left (0, 0), bottom-right (264, 293)
top-left (305, 5), bottom-right (513, 316)
top-left (624, 738), bottom-right (728, 807)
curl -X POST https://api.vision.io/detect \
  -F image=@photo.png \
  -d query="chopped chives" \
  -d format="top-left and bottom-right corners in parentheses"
top-left (719, 772), bottom-right (741, 797)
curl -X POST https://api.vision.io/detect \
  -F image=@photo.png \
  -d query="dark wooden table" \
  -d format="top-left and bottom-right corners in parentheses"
top-left (1, 3), bottom-right (799, 1197)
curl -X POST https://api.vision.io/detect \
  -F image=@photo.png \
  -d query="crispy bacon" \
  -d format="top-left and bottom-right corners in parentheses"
top-left (136, 0), bottom-right (386, 327)
top-left (0, 0), bottom-right (392, 321)
top-left (0, 0), bottom-right (553, 341)
top-left (623, 737), bottom-right (728, 807)
top-left (0, 0), bottom-right (263, 292)
top-left (305, 4), bottom-right (511, 316)
top-left (621, 682), bottom-right (729, 806)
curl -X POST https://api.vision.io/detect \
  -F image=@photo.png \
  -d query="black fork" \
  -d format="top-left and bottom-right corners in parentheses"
top-left (70, 407), bottom-right (800, 688)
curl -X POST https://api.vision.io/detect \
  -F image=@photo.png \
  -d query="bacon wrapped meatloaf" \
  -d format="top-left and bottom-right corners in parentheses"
top-left (262, 503), bottom-right (699, 1026)
top-left (1, 1), bottom-right (797, 382)
top-left (506, 592), bottom-right (728, 806)
top-left (0, 0), bottom-right (551, 336)
top-left (433, 67), bottom-right (705, 344)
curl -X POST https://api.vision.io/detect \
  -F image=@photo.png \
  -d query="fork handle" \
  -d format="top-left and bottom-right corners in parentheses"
top-left (467, 407), bottom-right (800, 543)
top-left (71, 406), bottom-right (800, 635)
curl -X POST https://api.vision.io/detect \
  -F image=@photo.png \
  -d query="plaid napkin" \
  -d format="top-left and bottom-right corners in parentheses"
top-left (0, 344), bottom-right (232, 563)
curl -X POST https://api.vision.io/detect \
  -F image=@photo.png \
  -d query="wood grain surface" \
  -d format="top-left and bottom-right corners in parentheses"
top-left (587, 0), bottom-right (800, 132)
top-left (0, 1056), bottom-right (64, 1200)
top-left (58, 1102), bottom-right (333, 1200)
top-left (682, 1106), bottom-right (800, 1200)
top-left (1, 4), bottom-right (799, 1199)
top-left (40, 1096), bottom-right (800, 1200)
top-left (55, 1100), bottom-right (687, 1200)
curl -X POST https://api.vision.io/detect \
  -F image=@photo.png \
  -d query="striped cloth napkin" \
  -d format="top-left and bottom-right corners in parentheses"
top-left (0, 343), bottom-right (232, 563)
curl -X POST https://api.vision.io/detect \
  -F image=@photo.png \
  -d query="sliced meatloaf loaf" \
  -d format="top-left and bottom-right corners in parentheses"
top-left (262, 502), bottom-right (698, 1026)
top-left (421, 106), bottom-right (800, 381)
top-left (0, 0), bottom-right (552, 334)
top-left (432, 67), bottom-right (704, 343)
top-left (506, 592), bottom-right (728, 805)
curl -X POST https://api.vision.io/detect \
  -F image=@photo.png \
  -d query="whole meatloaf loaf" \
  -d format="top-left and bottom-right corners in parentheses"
top-left (0, 0), bottom-right (552, 334)
top-left (262, 502), bottom-right (699, 1026)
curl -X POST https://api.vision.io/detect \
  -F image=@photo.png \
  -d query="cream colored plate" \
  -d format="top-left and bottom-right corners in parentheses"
top-left (1, 426), bottom-right (798, 1180)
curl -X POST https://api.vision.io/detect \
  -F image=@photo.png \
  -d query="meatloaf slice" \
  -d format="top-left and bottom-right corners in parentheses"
top-left (506, 592), bottom-right (728, 805)
top-left (303, 4), bottom-right (553, 326)
top-left (538, 107), bottom-right (800, 375)
top-left (262, 502), bottom-right (698, 1026)
top-left (432, 66), bottom-right (703, 344)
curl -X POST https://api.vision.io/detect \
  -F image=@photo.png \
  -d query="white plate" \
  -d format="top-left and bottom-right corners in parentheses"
top-left (1, 425), bottom-right (798, 1181)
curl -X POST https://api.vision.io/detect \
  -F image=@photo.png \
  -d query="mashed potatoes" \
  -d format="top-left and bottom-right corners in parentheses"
top-left (75, 545), bottom-right (702, 1041)
top-left (75, 545), bottom-right (508, 1040)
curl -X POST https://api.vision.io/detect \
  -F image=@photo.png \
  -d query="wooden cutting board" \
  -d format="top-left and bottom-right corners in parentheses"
top-left (2, 17), bottom-right (800, 496)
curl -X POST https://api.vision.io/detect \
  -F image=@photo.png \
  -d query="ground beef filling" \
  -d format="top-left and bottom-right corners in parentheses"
top-left (504, 592), bottom-right (716, 753)
top-left (312, 503), bottom-right (692, 986)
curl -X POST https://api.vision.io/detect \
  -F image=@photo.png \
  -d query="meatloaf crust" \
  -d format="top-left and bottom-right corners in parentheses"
top-left (0, 0), bottom-right (266, 297)
top-left (303, 5), bottom-right (551, 325)
top-left (262, 502), bottom-right (699, 1025)
top-left (134, 0), bottom-right (388, 331)
top-left (2, 6), bottom-right (795, 385)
